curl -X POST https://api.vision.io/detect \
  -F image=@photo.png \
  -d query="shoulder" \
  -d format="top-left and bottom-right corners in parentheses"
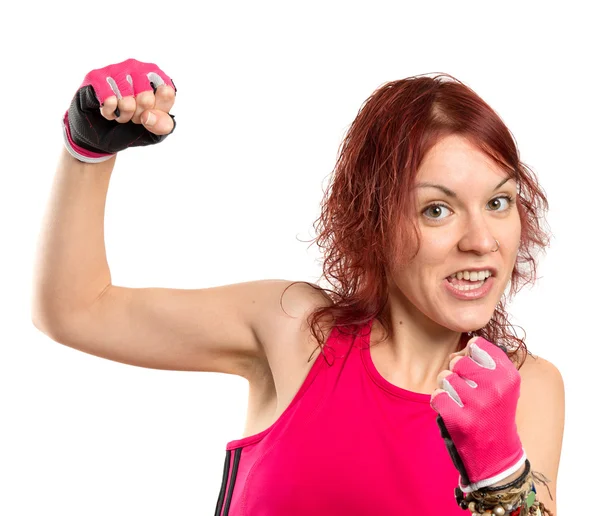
top-left (278, 280), bottom-right (335, 359)
top-left (249, 279), bottom-right (334, 384)
top-left (517, 351), bottom-right (565, 414)
top-left (249, 280), bottom-right (333, 348)
top-left (280, 281), bottom-right (334, 318)
top-left (518, 351), bottom-right (564, 392)
top-left (244, 280), bottom-right (336, 430)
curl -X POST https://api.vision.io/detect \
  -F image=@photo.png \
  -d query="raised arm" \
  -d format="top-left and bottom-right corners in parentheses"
top-left (31, 59), bottom-right (326, 381)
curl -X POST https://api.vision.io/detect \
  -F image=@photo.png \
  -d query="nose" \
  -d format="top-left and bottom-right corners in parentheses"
top-left (457, 217), bottom-right (497, 255)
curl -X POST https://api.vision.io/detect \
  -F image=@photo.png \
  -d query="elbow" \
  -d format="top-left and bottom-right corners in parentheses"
top-left (31, 298), bottom-right (75, 344)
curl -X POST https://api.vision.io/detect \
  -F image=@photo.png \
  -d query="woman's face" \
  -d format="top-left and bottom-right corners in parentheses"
top-left (388, 134), bottom-right (522, 333)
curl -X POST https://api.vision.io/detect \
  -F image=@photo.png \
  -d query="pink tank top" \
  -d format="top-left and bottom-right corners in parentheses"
top-left (214, 318), bottom-right (464, 515)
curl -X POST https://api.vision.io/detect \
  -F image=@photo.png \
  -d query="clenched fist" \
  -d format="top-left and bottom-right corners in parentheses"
top-left (430, 336), bottom-right (525, 494)
top-left (62, 58), bottom-right (177, 163)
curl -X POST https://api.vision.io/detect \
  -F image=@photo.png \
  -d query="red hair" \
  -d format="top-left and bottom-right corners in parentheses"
top-left (285, 73), bottom-right (550, 369)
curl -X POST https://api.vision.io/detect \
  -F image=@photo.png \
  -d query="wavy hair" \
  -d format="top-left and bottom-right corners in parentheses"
top-left (285, 73), bottom-right (551, 369)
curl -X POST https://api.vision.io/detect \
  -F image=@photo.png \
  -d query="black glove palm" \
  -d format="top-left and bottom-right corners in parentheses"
top-left (62, 58), bottom-right (176, 163)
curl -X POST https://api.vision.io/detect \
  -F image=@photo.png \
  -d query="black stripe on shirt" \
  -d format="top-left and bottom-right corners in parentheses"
top-left (214, 448), bottom-right (243, 516)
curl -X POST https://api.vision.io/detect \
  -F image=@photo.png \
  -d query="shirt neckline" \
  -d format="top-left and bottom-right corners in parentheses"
top-left (359, 318), bottom-right (434, 404)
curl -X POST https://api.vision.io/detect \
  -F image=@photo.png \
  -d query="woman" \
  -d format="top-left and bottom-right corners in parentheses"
top-left (32, 59), bottom-right (564, 515)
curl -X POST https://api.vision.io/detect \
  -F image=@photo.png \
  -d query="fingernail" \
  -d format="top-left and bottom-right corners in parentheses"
top-left (144, 112), bottom-right (156, 126)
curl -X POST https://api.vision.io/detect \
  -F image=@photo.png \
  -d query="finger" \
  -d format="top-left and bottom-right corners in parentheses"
top-left (449, 355), bottom-right (465, 371)
top-left (115, 95), bottom-right (136, 123)
top-left (469, 342), bottom-right (496, 370)
top-left (131, 90), bottom-right (155, 124)
top-left (435, 369), bottom-right (453, 386)
top-left (105, 72), bottom-right (133, 120)
top-left (430, 386), bottom-right (462, 412)
top-left (431, 387), bottom-right (455, 408)
top-left (100, 95), bottom-right (119, 120)
top-left (430, 389), bottom-right (444, 407)
top-left (129, 68), bottom-right (158, 96)
top-left (438, 373), bottom-right (468, 407)
top-left (154, 84), bottom-right (176, 113)
top-left (470, 337), bottom-right (511, 363)
top-left (449, 346), bottom-right (468, 360)
top-left (141, 110), bottom-right (174, 135)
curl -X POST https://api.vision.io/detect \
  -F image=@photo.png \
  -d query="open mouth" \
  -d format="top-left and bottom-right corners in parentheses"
top-left (444, 275), bottom-right (491, 291)
top-left (445, 270), bottom-right (494, 298)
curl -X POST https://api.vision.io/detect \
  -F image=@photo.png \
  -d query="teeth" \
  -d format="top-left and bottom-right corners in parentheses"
top-left (450, 270), bottom-right (492, 281)
top-left (450, 280), bottom-right (485, 291)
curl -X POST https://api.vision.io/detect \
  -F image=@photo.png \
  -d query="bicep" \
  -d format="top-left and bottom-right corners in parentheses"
top-left (50, 279), bottom-right (298, 377)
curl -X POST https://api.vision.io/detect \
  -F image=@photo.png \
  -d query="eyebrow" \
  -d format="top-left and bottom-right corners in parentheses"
top-left (414, 177), bottom-right (512, 198)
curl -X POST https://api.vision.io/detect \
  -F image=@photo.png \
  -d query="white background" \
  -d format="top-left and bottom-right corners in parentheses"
top-left (1, 1), bottom-right (596, 514)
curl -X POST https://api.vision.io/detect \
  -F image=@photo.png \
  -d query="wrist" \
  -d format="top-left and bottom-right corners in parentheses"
top-left (455, 460), bottom-right (540, 516)
top-left (62, 111), bottom-right (115, 164)
top-left (488, 463), bottom-right (527, 489)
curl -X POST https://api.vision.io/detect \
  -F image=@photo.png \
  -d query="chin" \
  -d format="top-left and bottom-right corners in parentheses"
top-left (441, 316), bottom-right (494, 334)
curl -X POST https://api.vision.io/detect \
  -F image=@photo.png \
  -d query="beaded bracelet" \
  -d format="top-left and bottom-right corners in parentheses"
top-left (458, 481), bottom-right (541, 515)
top-left (454, 459), bottom-right (552, 515)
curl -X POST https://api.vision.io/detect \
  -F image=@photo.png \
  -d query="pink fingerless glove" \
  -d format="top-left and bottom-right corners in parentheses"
top-left (62, 58), bottom-right (177, 163)
top-left (430, 337), bottom-right (526, 493)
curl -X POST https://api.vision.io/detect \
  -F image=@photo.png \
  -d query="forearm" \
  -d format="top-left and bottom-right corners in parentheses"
top-left (32, 148), bottom-right (116, 334)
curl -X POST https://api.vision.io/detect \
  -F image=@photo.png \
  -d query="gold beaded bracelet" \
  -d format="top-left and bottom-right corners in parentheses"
top-left (464, 477), bottom-right (542, 515)
top-left (454, 460), bottom-right (554, 516)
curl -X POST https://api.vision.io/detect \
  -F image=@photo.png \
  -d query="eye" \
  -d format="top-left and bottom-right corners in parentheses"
top-left (422, 204), bottom-right (451, 221)
top-left (488, 195), bottom-right (515, 211)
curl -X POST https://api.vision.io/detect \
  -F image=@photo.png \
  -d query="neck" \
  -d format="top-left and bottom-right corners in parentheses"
top-left (370, 303), bottom-right (468, 395)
